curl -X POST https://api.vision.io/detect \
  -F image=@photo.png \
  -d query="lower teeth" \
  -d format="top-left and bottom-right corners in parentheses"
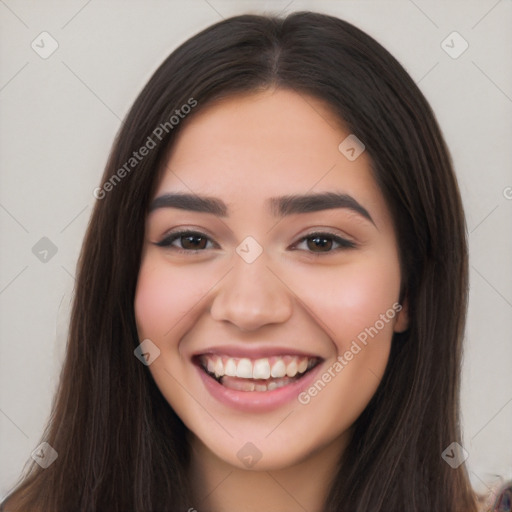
top-left (221, 375), bottom-right (297, 392)
top-left (215, 374), bottom-right (299, 392)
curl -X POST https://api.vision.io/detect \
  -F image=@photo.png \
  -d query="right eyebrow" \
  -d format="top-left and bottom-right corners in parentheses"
top-left (148, 193), bottom-right (227, 216)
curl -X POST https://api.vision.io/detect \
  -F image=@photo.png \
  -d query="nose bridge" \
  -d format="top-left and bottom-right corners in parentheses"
top-left (209, 250), bottom-right (293, 331)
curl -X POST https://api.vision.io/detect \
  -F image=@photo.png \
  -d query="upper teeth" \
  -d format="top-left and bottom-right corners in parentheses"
top-left (201, 355), bottom-right (315, 379)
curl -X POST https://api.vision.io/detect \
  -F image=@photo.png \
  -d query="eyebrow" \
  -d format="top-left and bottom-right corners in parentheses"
top-left (149, 192), bottom-right (375, 225)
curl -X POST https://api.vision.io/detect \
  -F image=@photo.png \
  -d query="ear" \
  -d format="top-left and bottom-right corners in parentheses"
top-left (393, 298), bottom-right (409, 333)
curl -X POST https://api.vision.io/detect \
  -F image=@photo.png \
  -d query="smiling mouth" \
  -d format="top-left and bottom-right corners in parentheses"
top-left (195, 354), bottom-right (321, 392)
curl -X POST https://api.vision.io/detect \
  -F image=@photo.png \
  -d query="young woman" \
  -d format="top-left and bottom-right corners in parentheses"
top-left (1, 10), bottom-right (484, 512)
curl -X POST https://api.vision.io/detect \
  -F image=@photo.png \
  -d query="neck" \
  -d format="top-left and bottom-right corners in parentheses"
top-left (188, 433), bottom-right (348, 512)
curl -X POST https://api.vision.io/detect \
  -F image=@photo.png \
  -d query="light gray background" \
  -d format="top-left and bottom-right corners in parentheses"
top-left (1, 0), bottom-right (511, 501)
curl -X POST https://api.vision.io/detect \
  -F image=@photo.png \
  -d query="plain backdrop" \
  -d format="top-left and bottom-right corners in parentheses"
top-left (1, 0), bottom-right (511, 500)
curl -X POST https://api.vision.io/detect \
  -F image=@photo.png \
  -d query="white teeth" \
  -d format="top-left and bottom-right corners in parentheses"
top-left (224, 358), bottom-right (237, 377)
top-left (253, 358), bottom-right (271, 379)
top-left (220, 378), bottom-right (294, 392)
top-left (270, 359), bottom-right (287, 378)
top-left (241, 381), bottom-right (255, 392)
top-left (214, 358), bottom-right (224, 378)
top-left (203, 354), bottom-right (317, 380)
top-left (286, 360), bottom-right (298, 378)
top-left (236, 358), bottom-right (253, 378)
top-left (297, 358), bottom-right (308, 373)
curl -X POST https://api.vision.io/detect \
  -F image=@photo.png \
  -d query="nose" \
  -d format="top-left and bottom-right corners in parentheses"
top-left (209, 255), bottom-right (293, 332)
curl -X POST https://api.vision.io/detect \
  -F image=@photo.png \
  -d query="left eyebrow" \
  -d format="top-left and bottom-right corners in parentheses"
top-left (148, 191), bottom-right (375, 227)
top-left (268, 192), bottom-right (376, 227)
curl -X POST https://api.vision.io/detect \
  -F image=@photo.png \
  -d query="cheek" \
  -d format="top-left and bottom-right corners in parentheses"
top-left (135, 264), bottom-right (172, 340)
top-left (291, 257), bottom-right (401, 432)
top-left (291, 256), bottom-right (401, 347)
top-left (134, 257), bottom-right (203, 341)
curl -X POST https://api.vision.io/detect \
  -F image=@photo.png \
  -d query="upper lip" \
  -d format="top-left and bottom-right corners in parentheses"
top-left (191, 344), bottom-right (323, 360)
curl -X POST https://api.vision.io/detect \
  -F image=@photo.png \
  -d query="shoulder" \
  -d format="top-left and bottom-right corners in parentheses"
top-left (475, 480), bottom-right (512, 512)
top-left (491, 481), bottom-right (512, 511)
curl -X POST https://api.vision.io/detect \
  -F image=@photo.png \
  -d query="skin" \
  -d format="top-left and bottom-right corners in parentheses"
top-left (135, 88), bottom-right (408, 512)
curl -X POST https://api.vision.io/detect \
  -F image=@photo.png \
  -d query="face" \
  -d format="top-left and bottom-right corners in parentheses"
top-left (134, 88), bottom-right (408, 471)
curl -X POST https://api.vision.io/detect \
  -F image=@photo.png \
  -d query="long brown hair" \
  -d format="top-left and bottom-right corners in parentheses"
top-left (2, 11), bottom-right (477, 512)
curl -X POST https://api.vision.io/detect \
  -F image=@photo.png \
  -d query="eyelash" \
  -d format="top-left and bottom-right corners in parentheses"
top-left (155, 229), bottom-right (356, 255)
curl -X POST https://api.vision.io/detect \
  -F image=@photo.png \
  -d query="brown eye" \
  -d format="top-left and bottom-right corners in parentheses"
top-left (307, 235), bottom-right (334, 252)
top-left (293, 232), bottom-right (356, 254)
top-left (180, 234), bottom-right (208, 250)
top-left (155, 230), bottom-right (214, 252)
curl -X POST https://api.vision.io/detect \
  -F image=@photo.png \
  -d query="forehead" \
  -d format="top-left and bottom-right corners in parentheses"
top-left (154, 88), bottom-right (383, 218)
top-left (165, 88), bottom-right (345, 166)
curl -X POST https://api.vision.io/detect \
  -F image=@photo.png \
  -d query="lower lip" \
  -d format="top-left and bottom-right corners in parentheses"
top-left (195, 361), bottom-right (323, 412)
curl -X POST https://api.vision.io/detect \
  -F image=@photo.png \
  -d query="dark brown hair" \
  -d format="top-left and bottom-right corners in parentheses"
top-left (2, 11), bottom-right (477, 512)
